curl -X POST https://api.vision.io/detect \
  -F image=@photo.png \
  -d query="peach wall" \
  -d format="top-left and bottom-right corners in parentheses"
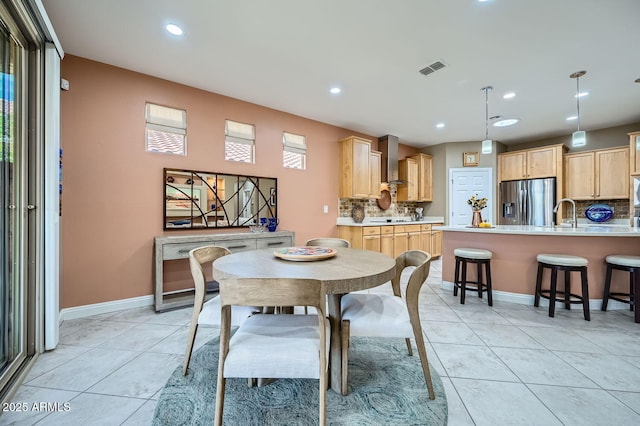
top-left (441, 231), bottom-right (640, 300)
top-left (60, 55), bottom-right (386, 308)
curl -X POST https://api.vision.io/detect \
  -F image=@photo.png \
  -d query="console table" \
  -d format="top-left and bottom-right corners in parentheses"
top-left (154, 230), bottom-right (295, 311)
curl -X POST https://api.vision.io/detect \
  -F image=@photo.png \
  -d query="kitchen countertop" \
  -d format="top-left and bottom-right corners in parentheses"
top-left (436, 224), bottom-right (640, 237)
top-left (336, 216), bottom-right (445, 226)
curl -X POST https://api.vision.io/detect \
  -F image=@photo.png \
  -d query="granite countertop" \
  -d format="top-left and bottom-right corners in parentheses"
top-left (336, 216), bottom-right (445, 226)
top-left (435, 224), bottom-right (640, 237)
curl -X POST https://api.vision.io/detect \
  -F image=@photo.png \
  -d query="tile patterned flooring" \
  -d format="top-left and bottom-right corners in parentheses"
top-left (3, 259), bottom-right (640, 425)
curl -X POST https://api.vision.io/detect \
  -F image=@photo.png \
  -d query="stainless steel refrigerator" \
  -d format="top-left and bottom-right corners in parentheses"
top-left (499, 178), bottom-right (556, 226)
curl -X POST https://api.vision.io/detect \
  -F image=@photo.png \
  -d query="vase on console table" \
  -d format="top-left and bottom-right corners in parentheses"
top-left (471, 210), bottom-right (483, 228)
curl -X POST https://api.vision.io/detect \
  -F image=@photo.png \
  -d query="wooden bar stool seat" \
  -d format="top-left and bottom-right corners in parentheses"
top-left (535, 254), bottom-right (590, 321)
top-left (453, 248), bottom-right (493, 306)
top-left (601, 255), bottom-right (640, 314)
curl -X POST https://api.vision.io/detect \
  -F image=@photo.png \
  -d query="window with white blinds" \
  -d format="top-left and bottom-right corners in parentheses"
top-left (283, 132), bottom-right (306, 169)
top-left (225, 120), bottom-right (255, 163)
top-left (145, 103), bottom-right (187, 155)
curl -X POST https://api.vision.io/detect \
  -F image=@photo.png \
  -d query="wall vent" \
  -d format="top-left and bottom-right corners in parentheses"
top-left (419, 60), bottom-right (447, 76)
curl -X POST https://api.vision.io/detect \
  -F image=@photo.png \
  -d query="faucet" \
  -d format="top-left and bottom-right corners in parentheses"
top-left (553, 198), bottom-right (577, 228)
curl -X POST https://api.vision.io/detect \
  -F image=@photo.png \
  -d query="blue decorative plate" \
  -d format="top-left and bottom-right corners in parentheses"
top-left (585, 204), bottom-right (613, 223)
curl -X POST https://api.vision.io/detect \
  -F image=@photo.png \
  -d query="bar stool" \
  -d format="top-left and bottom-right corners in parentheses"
top-left (453, 248), bottom-right (493, 306)
top-left (601, 255), bottom-right (640, 312)
top-left (534, 254), bottom-right (590, 321)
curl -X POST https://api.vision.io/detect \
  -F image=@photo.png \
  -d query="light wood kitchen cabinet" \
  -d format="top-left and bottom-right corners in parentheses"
top-left (564, 147), bottom-right (629, 200)
top-left (498, 144), bottom-right (565, 182)
top-left (392, 224), bottom-right (421, 257)
top-left (380, 227), bottom-right (394, 257)
top-left (430, 223), bottom-right (443, 258)
top-left (370, 150), bottom-right (382, 198)
top-left (397, 158), bottom-right (419, 201)
top-left (630, 131), bottom-right (640, 175)
top-left (410, 153), bottom-right (433, 202)
top-left (420, 224), bottom-right (432, 255)
top-left (338, 136), bottom-right (381, 199)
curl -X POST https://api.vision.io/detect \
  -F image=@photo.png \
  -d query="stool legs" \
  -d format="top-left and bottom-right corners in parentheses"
top-left (535, 262), bottom-right (590, 321)
top-left (485, 261), bottom-right (493, 306)
top-left (601, 263), bottom-right (613, 311)
top-left (453, 256), bottom-right (492, 306)
top-left (581, 268), bottom-right (590, 321)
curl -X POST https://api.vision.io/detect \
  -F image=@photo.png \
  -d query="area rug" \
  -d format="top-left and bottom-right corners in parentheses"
top-left (153, 336), bottom-right (447, 425)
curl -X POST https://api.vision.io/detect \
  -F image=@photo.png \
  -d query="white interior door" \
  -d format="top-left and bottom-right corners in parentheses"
top-left (449, 168), bottom-right (493, 226)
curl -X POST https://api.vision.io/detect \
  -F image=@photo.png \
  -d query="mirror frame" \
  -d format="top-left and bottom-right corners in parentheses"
top-left (163, 168), bottom-right (277, 230)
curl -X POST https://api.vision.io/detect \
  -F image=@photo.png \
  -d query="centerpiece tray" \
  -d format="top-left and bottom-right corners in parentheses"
top-left (273, 246), bottom-right (337, 261)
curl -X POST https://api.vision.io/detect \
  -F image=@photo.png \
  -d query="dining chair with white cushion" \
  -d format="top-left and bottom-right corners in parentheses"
top-left (182, 245), bottom-right (260, 376)
top-left (340, 250), bottom-right (435, 399)
top-left (215, 277), bottom-right (330, 426)
top-left (305, 237), bottom-right (351, 248)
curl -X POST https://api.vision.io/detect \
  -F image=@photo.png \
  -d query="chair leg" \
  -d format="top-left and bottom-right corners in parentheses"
top-left (581, 268), bottom-right (590, 321)
top-left (407, 311), bottom-right (435, 400)
top-left (182, 322), bottom-right (199, 375)
top-left (477, 262), bottom-right (483, 299)
top-left (485, 261), bottom-right (493, 306)
top-left (549, 267), bottom-right (558, 318)
top-left (404, 338), bottom-right (413, 356)
top-left (534, 263), bottom-right (543, 307)
top-left (602, 263), bottom-right (612, 311)
top-left (341, 320), bottom-right (350, 396)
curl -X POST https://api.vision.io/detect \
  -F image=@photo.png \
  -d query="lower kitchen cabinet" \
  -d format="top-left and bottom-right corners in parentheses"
top-left (338, 223), bottom-right (438, 258)
top-left (430, 224), bottom-right (443, 258)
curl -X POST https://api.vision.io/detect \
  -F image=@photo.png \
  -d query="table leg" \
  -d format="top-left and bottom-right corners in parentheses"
top-left (327, 293), bottom-right (343, 393)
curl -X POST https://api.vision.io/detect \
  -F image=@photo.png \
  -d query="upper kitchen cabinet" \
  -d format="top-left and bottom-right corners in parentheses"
top-left (409, 153), bottom-right (433, 202)
top-left (564, 147), bottom-right (629, 200)
top-left (397, 157), bottom-right (418, 201)
top-left (338, 136), bottom-right (381, 199)
top-left (630, 131), bottom-right (640, 175)
top-left (498, 144), bottom-right (566, 182)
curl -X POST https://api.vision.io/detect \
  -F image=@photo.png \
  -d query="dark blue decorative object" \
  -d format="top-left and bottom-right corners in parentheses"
top-left (585, 204), bottom-right (613, 223)
top-left (170, 219), bottom-right (191, 225)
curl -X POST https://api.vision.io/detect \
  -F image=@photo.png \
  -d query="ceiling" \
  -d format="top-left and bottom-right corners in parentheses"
top-left (41, 0), bottom-right (640, 148)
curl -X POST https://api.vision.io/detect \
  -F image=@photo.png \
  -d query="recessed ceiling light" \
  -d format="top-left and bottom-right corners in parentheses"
top-left (566, 115), bottom-right (578, 121)
top-left (330, 87), bottom-right (341, 94)
top-left (503, 92), bottom-right (516, 99)
top-left (493, 118), bottom-right (519, 127)
top-left (165, 24), bottom-right (184, 36)
top-left (436, 123), bottom-right (445, 128)
top-left (575, 91), bottom-right (589, 98)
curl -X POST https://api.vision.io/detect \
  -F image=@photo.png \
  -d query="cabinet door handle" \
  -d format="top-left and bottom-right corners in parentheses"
top-left (267, 241), bottom-right (284, 246)
top-left (178, 249), bottom-right (192, 253)
top-left (227, 245), bottom-right (248, 250)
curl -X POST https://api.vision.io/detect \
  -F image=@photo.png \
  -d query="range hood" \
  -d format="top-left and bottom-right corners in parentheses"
top-left (378, 134), bottom-right (405, 185)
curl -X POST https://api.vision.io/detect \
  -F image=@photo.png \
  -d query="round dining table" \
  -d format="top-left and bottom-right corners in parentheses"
top-left (212, 246), bottom-right (396, 394)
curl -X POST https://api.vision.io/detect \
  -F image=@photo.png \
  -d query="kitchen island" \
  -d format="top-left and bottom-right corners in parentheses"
top-left (436, 224), bottom-right (640, 309)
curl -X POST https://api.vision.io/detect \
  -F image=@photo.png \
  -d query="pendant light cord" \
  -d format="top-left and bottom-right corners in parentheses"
top-left (481, 86), bottom-right (492, 140)
top-left (576, 75), bottom-right (581, 132)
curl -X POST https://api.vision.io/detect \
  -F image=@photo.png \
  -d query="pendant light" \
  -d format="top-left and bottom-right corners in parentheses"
top-left (480, 86), bottom-right (493, 154)
top-left (570, 70), bottom-right (586, 147)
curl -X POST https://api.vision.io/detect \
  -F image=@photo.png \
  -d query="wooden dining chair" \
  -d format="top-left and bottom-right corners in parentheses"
top-left (305, 237), bottom-right (351, 248)
top-left (215, 277), bottom-right (329, 426)
top-left (340, 250), bottom-right (435, 399)
top-left (182, 246), bottom-right (260, 375)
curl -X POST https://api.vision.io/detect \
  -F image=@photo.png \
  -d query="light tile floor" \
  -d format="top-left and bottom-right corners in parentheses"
top-left (3, 259), bottom-right (640, 425)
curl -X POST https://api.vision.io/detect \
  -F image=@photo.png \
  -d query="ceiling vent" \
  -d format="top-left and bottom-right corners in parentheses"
top-left (419, 61), bottom-right (446, 76)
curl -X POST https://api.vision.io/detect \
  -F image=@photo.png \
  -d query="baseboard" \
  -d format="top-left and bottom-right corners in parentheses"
top-left (59, 295), bottom-right (154, 322)
top-left (441, 281), bottom-right (630, 311)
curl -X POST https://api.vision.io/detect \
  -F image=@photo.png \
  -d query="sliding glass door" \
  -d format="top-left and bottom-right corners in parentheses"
top-left (0, 8), bottom-right (31, 394)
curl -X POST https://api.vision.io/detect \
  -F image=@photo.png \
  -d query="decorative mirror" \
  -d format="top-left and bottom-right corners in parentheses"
top-left (164, 168), bottom-right (277, 230)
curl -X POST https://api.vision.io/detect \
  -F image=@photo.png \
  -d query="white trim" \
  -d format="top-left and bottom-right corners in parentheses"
top-left (441, 281), bottom-right (630, 311)
top-left (59, 295), bottom-right (154, 322)
top-left (43, 43), bottom-right (61, 350)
